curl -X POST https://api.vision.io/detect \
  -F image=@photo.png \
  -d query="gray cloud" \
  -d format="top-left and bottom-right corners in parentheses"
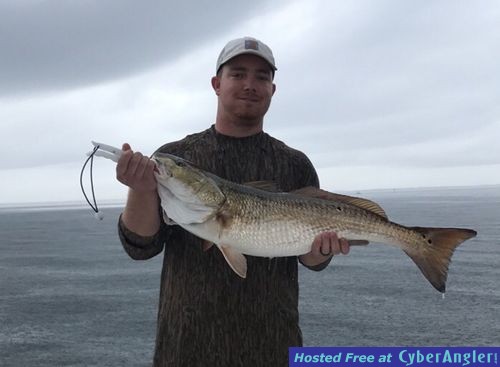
top-left (269, 0), bottom-right (500, 157)
top-left (1, 0), bottom-right (499, 203)
top-left (0, 0), bottom-right (272, 95)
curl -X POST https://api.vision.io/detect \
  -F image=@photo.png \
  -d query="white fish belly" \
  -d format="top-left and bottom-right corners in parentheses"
top-left (220, 218), bottom-right (344, 257)
top-left (181, 218), bottom-right (316, 257)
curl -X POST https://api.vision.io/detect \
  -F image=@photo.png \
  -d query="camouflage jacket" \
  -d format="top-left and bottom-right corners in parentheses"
top-left (118, 125), bottom-right (331, 367)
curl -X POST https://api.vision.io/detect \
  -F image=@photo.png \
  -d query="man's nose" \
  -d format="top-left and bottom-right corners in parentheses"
top-left (242, 77), bottom-right (257, 91)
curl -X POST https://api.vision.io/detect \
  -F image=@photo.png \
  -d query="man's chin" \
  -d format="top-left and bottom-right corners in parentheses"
top-left (235, 107), bottom-right (270, 120)
top-left (234, 115), bottom-right (262, 125)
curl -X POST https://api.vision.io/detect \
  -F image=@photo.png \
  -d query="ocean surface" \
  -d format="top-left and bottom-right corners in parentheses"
top-left (1, 186), bottom-right (499, 366)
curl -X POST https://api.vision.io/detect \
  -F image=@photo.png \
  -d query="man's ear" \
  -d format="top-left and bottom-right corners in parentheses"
top-left (272, 83), bottom-right (276, 96)
top-left (211, 76), bottom-right (221, 96)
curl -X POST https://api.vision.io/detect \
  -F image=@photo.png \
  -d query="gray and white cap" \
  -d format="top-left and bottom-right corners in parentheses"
top-left (216, 36), bottom-right (277, 73)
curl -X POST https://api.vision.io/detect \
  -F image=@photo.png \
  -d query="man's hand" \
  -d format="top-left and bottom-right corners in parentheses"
top-left (116, 143), bottom-right (157, 193)
top-left (118, 143), bottom-right (161, 237)
top-left (299, 231), bottom-right (350, 267)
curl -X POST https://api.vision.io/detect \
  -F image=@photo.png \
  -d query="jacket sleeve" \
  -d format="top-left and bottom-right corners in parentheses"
top-left (299, 254), bottom-right (334, 271)
top-left (117, 214), bottom-right (170, 260)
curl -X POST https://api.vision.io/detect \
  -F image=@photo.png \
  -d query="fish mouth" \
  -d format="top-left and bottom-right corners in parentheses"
top-left (152, 156), bottom-right (173, 180)
top-left (155, 168), bottom-right (171, 183)
top-left (152, 153), bottom-right (200, 182)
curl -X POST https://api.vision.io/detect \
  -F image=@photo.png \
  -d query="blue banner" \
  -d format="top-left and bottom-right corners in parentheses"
top-left (289, 347), bottom-right (499, 367)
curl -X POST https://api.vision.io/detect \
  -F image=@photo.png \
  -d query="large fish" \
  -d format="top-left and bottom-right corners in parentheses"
top-left (152, 152), bottom-right (476, 293)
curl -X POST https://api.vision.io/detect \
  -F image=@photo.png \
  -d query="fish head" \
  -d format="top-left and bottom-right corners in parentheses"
top-left (152, 152), bottom-right (225, 223)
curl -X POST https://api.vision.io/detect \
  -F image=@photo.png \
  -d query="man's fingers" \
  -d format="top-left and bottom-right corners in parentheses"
top-left (136, 156), bottom-right (154, 179)
top-left (340, 238), bottom-right (350, 255)
top-left (146, 159), bottom-right (158, 176)
top-left (127, 152), bottom-right (146, 177)
top-left (311, 232), bottom-right (350, 258)
top-left (321, 232), bottom-right (350, 256)
top-left (116, 149), bottom-right (133, 179)
top-left (327, 231), bottom-right (340, 255)
top-left (320, 232), bottom-right (334, 256)
top-left (311, 235), bottom-right (322, 257)
top-left (122, 143), bottom-right (131, 151)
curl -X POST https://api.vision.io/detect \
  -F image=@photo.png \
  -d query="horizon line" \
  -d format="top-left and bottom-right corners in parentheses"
top-left (1, 183), bottom-right (499, 209)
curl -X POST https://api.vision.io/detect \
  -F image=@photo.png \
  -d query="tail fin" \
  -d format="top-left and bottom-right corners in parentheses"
top-left (404, 227), bottom-right (477, 293)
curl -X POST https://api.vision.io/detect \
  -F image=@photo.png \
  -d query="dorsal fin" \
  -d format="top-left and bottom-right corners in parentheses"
top-left (243, 181), bottom-right (280, 192)
top-left (292, 186), bottom-right (388, 220)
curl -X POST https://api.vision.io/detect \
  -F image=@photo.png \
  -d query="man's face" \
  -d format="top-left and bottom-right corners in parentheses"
top-left (212, 54), bottom-right (276, 124)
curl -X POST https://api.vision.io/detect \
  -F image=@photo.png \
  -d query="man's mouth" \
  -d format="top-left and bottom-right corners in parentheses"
top-left (239, 97), bottom-right (260, 102)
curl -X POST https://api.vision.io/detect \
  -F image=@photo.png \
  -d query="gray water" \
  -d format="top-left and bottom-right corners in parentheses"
top-left (1, 186), bottom-right (499, 366)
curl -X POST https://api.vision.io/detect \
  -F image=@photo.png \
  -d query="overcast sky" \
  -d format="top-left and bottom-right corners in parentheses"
top-left (0, 0), bottom-right (499, 204)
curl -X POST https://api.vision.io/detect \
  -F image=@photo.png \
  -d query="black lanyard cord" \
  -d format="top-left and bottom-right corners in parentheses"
top-left (80, 144), bottom-right (101, 218)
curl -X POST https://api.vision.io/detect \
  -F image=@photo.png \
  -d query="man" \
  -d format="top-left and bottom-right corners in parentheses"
top-left (116, 37), bottom-right (349, 367)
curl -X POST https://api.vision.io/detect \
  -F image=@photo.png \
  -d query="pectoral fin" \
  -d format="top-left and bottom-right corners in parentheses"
top-left (219, 245), bottom-right (247, 278)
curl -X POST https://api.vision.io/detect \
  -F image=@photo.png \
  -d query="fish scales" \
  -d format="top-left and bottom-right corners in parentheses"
top-left (152, 152), bottom-right (477, 293)
top-left (211, 181), bottom-right (422, 257)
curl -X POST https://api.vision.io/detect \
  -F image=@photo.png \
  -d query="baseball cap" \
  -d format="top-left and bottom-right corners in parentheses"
top-left (216, 36), bottom-right (277, 73)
